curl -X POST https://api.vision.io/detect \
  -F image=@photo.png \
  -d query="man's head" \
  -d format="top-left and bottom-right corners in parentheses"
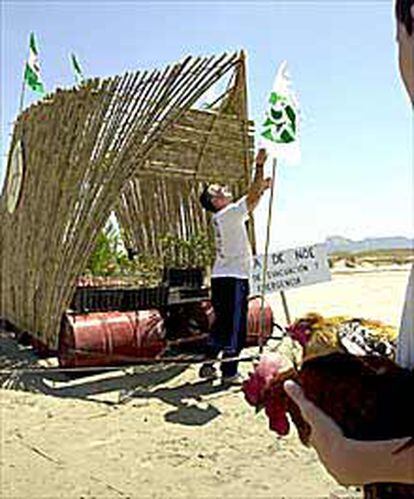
top-left (199, 184), bottom-right (233, 213)
top-left (395, 0), bottom-right (414, 103)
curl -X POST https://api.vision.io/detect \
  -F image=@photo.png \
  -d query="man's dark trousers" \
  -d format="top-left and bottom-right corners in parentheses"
top-left (207, 277), bottom-right (249, 377)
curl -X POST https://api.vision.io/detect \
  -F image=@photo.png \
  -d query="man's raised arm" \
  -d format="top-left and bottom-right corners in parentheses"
top-left (246, 148), bottom-right (272, 212)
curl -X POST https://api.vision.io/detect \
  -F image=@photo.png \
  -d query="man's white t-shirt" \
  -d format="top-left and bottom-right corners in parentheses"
top-left (211, 196), bottom-right (252, 279)
top-left (396, 263), bottom-right (414, 369)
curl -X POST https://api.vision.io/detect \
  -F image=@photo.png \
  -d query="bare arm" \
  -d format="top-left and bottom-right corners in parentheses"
top-left (246, 148), bottom-right (272, 212)
top-left (284, 380), bottom-right (414, 486)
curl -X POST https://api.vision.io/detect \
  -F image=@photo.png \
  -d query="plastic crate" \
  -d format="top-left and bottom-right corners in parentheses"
top-left (162, 267), bottom-right (204, 289)
top-left (70, 286), bottom-right (168, 313)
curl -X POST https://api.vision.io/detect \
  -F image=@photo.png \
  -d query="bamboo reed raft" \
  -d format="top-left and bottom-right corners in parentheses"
top-left (0, 51), bottom-right (254, 349)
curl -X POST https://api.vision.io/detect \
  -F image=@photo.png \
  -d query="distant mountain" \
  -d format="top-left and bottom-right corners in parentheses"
top-left (325, 236), bottom-right (414, 254)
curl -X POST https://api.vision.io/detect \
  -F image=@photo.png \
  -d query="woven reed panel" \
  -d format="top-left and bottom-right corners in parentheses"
top-left (0, 52), bottom-right (244, 348)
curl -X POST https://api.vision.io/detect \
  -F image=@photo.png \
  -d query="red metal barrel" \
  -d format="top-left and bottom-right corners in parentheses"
top-left (166, 300), bottom-right (215, 340)
top-left (58, 310), bottom-right (167, 367)
top-left (245, 296), bottom-right (274, 347)
top-left (165, 300), bottom-right (214, 352)
top-left (168, 297), bottom-right (273, 350)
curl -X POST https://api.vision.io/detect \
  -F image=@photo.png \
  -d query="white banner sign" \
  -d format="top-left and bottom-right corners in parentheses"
top-left (250, 243), bottom-right (331, 295)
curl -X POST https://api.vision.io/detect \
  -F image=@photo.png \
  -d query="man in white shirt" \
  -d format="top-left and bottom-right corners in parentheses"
top-left (199, 149), bottom-right (271, 383)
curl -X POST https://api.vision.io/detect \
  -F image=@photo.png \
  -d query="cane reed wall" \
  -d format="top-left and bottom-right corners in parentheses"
top-left (0, 51), bottom-right (254, 348)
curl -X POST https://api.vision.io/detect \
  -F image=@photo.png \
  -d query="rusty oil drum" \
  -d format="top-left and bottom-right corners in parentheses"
top-left (166, 300), bottom-right (215, 340)
top-left (165, 300), bottom-right (215, 352)
top-left (245, 296), bottom-right (274, 347)
top-left (58, 310), bottom-right (167, 367)
top-left (169, 296), bottom-right (273, 350)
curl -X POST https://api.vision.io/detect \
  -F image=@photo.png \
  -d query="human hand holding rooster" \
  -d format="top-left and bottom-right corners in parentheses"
top-left (284, 380), bottom-right (414, 487)
top-left (242, 345), bottom-right (414, 496)
top-left (284, 380), bottom-right (351, 484)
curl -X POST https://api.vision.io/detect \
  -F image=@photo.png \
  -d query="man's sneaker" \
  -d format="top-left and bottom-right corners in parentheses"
top-left (199, 363), bottom-right (218, 380)
top-left (221, 373), bottom-right (244, 386)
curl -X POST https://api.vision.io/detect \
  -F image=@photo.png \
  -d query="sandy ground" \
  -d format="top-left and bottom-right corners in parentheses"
top-left (0, 266), bottom-right (411, 499)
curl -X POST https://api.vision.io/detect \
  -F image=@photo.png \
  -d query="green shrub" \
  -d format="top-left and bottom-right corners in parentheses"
top-left (84, 226), bottom-right (215, 286)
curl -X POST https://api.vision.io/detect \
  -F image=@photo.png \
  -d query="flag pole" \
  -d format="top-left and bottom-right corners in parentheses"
top-left (259, 157), bottom-right (292, 355)
top-left (259, 157), bottom-right (277, 354)
top-left (258, 61), bottom-right (298, 355)
top-left (19, 55), bottom-right (28, 115)
top-left (280, 288), bottom-right (291, 324)
top-left (19, 32), bottom-right (33, 115)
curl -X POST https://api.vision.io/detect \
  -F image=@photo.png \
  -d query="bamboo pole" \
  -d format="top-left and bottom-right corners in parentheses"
top-left (259, 158), bottom-right (277, 355)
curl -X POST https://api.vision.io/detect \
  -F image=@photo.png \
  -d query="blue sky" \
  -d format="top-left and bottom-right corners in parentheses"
top-left (1, 0), bottom-right (412, 250)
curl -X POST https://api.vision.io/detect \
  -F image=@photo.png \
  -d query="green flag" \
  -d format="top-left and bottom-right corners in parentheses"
top-left (261, 61), bottom-right (300, 164)
top-left (24, 33), bottom-right (45, 94)
top-left (70, 53), bottom-right (84, 84)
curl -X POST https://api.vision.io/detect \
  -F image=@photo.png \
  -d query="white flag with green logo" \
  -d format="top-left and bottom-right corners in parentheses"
top-left (70, 53), bottom-right (84, 84)
top-left (24, 33), bottom-right (45, 94)
top-left (260, 61), bottom-right (300, 164)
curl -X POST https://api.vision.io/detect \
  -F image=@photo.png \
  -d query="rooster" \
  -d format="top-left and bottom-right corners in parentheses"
top-left (286, 313), bottom-right (397, 361)
top-left (243, 351), bottom-right (413, 498)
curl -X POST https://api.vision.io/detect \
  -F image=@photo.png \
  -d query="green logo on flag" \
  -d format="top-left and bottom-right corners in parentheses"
top-left (261, 91), bottom-right (296, 144)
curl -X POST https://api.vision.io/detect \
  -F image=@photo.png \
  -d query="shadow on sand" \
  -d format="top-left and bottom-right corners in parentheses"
top-left (0, 330), bottom-right (238, 426)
